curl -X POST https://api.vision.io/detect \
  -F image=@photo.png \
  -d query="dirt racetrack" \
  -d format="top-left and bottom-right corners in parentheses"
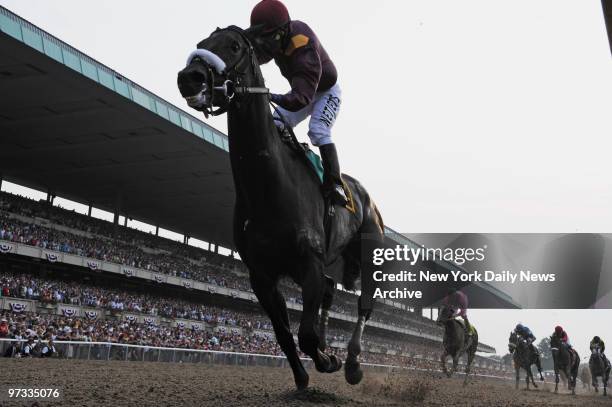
top-left (1, 359), bottom-right (611, 407)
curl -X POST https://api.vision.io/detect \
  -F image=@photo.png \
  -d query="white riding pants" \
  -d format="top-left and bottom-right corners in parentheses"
top-left (273, 83), bottom-right (341, 147)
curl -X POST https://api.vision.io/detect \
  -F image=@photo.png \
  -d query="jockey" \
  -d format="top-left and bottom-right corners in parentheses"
top-left (249, 0), bottom-right (349, 206)
top-left (443, 288), bottom-right (472, 335)
top-left (590, 336), bottom-right (610, 366)
top-left (514, 323), bottom-right (540, 355)
top-left (553, 325), bottom-right (576, 366)
top-left (553, 325), bottom-right (572, 349)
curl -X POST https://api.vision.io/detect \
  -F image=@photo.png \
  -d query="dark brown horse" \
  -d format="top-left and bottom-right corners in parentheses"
top-left (508, 331), bottom-right (544, 390)
top-left (437, 305), bottom-right (478, 386)
top-left (177, 26), bottom-right (384, 390)
top-left (550, 335), bottom-right (579, 395)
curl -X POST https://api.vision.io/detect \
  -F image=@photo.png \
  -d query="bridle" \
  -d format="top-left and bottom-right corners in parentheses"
top-left (183, 26), bottom-right (269, 118)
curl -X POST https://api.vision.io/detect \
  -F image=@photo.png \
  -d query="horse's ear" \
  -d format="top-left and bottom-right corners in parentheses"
top-left (245, 23), bottom-right (265, 38)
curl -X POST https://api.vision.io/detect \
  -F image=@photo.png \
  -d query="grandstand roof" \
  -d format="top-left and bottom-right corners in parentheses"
top-left (0, 7), bottom-right (518, 309)
top-left (0, 6), bottom-right (235, 247)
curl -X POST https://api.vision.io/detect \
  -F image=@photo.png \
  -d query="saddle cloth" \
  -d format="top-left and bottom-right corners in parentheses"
top-left (283, 135), bottom-right (356, 213)
top-left (454, 317), bottom-right (477, 336)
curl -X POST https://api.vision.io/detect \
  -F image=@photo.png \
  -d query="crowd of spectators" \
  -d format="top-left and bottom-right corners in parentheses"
top-left (0, 191), bottom-right (444, 335)
top-left (0, 271), bottom-right (272, 329)
top-left (0, 269), bottom-right (507, 376)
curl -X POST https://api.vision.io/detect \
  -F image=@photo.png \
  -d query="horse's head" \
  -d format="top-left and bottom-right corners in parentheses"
top-left (436, 305), bottom-right (455, 325)
top-left (177, 26), bottom-right (264, 117)
top-left (508, 331), bottom-right (517, 353)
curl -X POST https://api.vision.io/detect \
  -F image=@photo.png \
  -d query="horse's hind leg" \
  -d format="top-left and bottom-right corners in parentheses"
top-left (317, 275), bottom-right (335, 352)
top-left (534, 354), bottom-right (544, 380)
top-left (345, 295), bottom-right (371, 384)
top-left (343, 233), bottom-right (377, 385)
top-left (463, 350), bottom-right (475, 386)
top-left (298, 257), bottom-right (342, 374)
top-left (250, 273), bottom-right (309, 390)
top-left (530, 369), bottom-right (538, 388)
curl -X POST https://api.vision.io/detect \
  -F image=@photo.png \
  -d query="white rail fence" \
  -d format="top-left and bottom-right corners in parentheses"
top-left (0, 338), bottom-right (511, 380)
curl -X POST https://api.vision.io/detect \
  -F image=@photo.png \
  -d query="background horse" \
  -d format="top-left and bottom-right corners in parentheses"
top-left (589, 345), bottom-right (610, 396)
top-left (508, 331), bottom-right (543, 390)
top-left (550, 335), bottom-right (579, 395)
top-left (437, 305), bottom-right (478, 386)
top-left (177, 26), bottom-right (384, 390)
top-left (579, 365), bottom-right (592, 390)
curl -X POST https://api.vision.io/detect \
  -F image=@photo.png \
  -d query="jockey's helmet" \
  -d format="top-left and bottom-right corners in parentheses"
top-left (250, 0), bottom-right (290, 33)
top-left (554, 325), bottom-right (563, 335)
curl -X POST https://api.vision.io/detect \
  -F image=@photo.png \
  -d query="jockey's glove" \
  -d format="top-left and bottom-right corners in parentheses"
top-left (270, 93), bottom-right (282, 104)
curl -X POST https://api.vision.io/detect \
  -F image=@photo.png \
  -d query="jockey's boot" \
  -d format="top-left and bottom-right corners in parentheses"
top-left (320, 143), bottom-right (349, 206)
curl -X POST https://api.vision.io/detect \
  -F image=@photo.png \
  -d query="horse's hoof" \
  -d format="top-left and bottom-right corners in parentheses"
top-left (344, 359), bottom-right (363, 385)
top-left (295, 373), bottom-right (309, 391)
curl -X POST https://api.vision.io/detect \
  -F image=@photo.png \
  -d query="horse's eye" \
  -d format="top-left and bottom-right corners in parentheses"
top-left (231, 42), bottom-right (240, 53)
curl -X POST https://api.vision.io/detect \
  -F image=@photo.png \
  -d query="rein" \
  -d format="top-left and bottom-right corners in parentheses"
top-left (186, 26), bottom-right (269, 118)
top-left (182, 26), bottom-right (299, 144)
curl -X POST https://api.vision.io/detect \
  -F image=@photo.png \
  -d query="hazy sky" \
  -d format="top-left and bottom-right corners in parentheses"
top-left (1, 0), bottom-right (611, 358)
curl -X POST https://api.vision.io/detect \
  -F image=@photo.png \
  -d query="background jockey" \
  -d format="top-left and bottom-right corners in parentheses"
top-left (248, 0), bottom-right (348, 205)
top-left (553, 325), bottom-right (572, 349)
top-left (443, 288), bottom-right (472, 335)
top-left (514, 323), bottom-right (541, 356)
top-left (590, 336), bottom-right (610, 366)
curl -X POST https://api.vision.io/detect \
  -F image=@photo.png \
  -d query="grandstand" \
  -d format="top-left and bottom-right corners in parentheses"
top-left (0, 5), bottom-right (507, 374)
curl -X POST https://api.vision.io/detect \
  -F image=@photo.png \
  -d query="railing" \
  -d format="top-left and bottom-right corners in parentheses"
top-left (0, 338), bottom-right (510, 380)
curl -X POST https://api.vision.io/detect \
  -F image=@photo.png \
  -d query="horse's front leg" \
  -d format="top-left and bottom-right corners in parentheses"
top-left (317, 275), bottom-right (335, 352)
top-left (515, 364), bottom-right (520, 390)
top-left (451, 356), bottom-right (459, 376)
top-left (526, 369), bottom-right (531, 390)
top-left (441, 350), bottom-right (450, 377)
top-left (250, 272), bottom-right (309, 390)
top-left (554, 371), bottom-right (559, 393)
top-left (298, 256), bottom-right (342, 374)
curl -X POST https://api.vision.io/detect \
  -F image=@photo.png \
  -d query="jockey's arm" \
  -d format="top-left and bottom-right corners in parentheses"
top-left (272, 47), bottom-right (321, 111)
